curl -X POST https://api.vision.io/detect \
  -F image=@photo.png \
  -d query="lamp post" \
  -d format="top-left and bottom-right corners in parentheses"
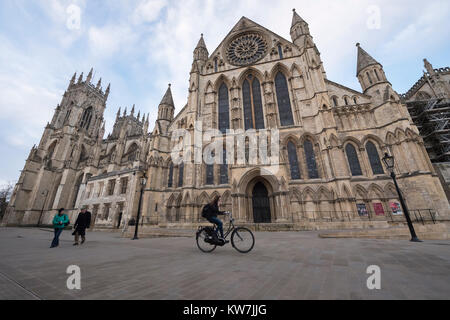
top-left (382, 153), bottom-right (422, 242)
top-left (132, 174), bottom-right (147, 240)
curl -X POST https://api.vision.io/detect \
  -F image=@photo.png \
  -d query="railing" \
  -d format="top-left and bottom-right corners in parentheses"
top-left (152, 209), bottom-right (441, 225)
top-left (291, 209), bottom-right (439, 225)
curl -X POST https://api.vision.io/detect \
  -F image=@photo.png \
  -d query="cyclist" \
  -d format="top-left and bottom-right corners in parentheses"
top-left (202, 196), bottom-right (229, 243)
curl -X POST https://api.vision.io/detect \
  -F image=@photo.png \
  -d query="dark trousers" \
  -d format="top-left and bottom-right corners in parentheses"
top-left (51, 228), bottom-right (63, 248)
top-left (74, 228), bottom-right (86, 243)
top-left (208, 217), bottom-right (224, 238)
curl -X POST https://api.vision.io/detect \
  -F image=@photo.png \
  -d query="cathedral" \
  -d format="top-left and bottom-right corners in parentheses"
top-left (3, 10), bottom-right (449, 229)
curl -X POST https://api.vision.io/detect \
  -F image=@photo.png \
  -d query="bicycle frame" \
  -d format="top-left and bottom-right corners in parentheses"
top-left (212, 213), bottom-right (235, 239)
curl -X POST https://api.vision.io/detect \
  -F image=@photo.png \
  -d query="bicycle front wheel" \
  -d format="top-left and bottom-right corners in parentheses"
top-left (231, 227), bottom-right (255, 253)
top-left (196, 229), bottom-right (217, 253)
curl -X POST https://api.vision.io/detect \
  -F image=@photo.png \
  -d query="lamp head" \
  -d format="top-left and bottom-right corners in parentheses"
top-left (382, 153), bottom-right (395, 171)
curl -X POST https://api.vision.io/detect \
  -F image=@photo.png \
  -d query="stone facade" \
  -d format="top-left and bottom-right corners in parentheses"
top-left (3, 11), bottom-right (450, 229)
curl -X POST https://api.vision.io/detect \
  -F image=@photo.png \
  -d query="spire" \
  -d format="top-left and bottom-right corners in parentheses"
top-left (86, 68), bottom-right (93, 83)
top-left (424, 58), bottom-right (436, 76)
top-left (196, 33), bottom-right (207, 50)
top-left (160, 84), bottom-right (175, 106)
top-left (105, 83), bottom-right (110, 100)
top-left (123, 107), bottom-right (127, 117)
top-left (131, 104), bottom-right (135, 117)
top-left (291, 8), bottom-right (306, 29)
top-left (116, 107), bottom-right (121, 119)
top-left (78, 72), bottom-right (84, 84)
top-left (290, 8), bottom-right (311, 46)
top-left (96, 78), bottom-right (102, 90)
top-left (356, 43), bottom-right (380, 76)
top-left (137, 110), bottom-right (141, 121)
top-left (70, 72), bottom-right (77, 86)
top-left (193, 34), bottom-right (208, 62)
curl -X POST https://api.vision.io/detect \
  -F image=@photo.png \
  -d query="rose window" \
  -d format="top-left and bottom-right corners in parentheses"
top-left (226, 33), bottom-right (268, 66)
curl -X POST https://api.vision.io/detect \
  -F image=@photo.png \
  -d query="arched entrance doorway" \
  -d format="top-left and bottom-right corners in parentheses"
top-left (237, 168), bottom-right (280, 223)
top-left (252, 182), bottom-right (271, 223)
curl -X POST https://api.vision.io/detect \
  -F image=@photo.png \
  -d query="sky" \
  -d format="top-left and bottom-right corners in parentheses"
top-left (0, 0), bottom-right (449, 186)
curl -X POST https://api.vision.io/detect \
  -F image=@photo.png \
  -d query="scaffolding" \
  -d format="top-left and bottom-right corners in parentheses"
top-left (405, 98), bottom-right (450, 162)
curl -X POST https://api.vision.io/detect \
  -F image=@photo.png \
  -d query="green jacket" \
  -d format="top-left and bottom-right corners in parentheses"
top-left (53, 214), bottom-right (69, 229)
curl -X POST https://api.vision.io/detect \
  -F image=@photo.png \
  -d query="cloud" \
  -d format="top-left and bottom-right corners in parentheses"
top-left (88, 24), bottom-right (137, 57)
top-left (132, 0), bottom-right (166, 24)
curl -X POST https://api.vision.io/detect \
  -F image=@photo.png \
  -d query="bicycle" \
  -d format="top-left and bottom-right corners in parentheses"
top-left (196, 212), bottom-right (255, 254)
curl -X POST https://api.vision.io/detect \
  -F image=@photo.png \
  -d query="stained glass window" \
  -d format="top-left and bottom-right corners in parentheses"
top-left (304, 140), bottom-right (319, 179)
top-left (366, 141), bottom-right (384, 175)
top-left (243, 76), bottom-right (265, 130)
top-left (252, 78), bottom-right (265, 129)
top-left (275, 72), bottom-right (294, 126)
top-left (243, 80), bottom-right (253, 130)
top-left (287, 141), bottom-right (301, 180)
top-left (218, 83), bottom-right (230, 134)
top-left (346, 144), bottom-right (363, 176)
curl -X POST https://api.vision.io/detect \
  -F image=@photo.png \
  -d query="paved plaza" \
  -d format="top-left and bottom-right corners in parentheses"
top-left (0, 227), bottom-right (449, 300)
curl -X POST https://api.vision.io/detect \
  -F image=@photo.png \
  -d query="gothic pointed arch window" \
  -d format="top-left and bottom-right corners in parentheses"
top-left (374, 69), bottom-right (380, 81)
top-left (345, 144), bottom-right (363, 176)
top-left (178, 162), bottom-right (184, 187)
top-left (275, 72), bottom-right (294, 126)
top-left (304, 140), bottom-right (319, 179)
top-left (80, 107), bottom-right (93, 130)
top-left (168, 163), bottom-right (174, 188)
top-left (366, 72), bottom-right (373, 85)
top-left (287, 141), bottom-right (301, 180)
top-left (218, 83), bottom-right (230, 134)
top-left (206, 162), bottom-right (214, 185)
top-left (332, 96), bottom-right (338, 107)
top-left (366, 141), bottom-right (384, 175)
top-left (242, 74), bottom-right (265, 130)
top-left (47, 140), bottom-right (58, 159)
top-left (220, 148), bottom-right (229, 184)
top-left (277, 44), bottom-right (283, 59)
top-left (125, 143), bottom-right (139, 162)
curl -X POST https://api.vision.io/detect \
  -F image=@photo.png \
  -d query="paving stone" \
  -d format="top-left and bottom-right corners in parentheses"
top-left (0, 227), bottom-right (449, 299)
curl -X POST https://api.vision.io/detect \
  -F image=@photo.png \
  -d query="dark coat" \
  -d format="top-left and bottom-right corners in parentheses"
top-left (74, 211), bottom-right (92, 230)
top-left (202, 203), bottom-right (225, 219)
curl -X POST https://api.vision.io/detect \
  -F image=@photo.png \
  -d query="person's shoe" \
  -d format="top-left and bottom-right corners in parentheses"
top-left (73, 243), bottom-right (79, 246)
top-left (81, 239), bottom-right (85, 244)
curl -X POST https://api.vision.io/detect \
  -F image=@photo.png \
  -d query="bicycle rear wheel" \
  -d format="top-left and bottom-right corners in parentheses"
top-left (196, 229), bottom-right (217, 253)
top-left (231, 227), bottom-right (255, 253)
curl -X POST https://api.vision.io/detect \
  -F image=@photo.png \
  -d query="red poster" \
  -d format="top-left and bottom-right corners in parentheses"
top-left (373, 203), bottom-right (385, 216)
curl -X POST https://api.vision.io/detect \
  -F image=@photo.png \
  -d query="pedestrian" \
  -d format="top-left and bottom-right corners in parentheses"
top-left (50, 208), bottom-right (69, 248)
top-left (72, 207), bottom-right (92, 246)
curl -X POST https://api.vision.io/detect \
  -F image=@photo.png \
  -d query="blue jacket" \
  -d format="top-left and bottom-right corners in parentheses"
top-left (53, 214), bottom-right (69, 229)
